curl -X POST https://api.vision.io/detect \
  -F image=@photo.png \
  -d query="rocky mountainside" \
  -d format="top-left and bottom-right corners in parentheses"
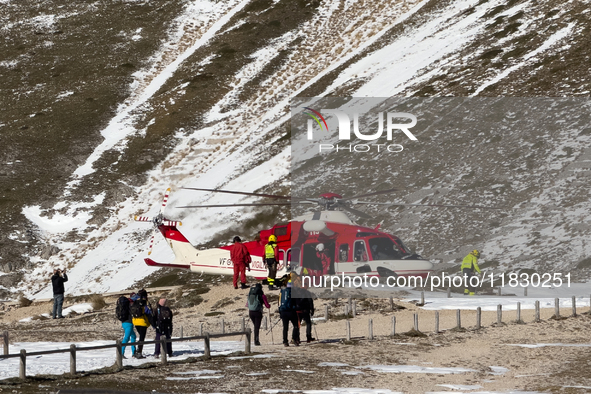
top-left (0, 0), bottom-right (589, 298)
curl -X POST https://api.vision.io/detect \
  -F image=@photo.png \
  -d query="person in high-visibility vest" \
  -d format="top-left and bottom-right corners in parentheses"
top-left (265, 235), bottom-right (279, 290)
top-left (461, 249), bottom-right (481, 296)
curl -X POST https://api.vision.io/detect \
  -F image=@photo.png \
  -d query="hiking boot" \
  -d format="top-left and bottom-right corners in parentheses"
top-left (307, 337), bottom-right (316, 343)
top-left (254, 340), bottom-right (261, 346)
top-left (240, 283), bottom-right (249, 289)
top-left (234, 286), bottom-right (238, 289)
top-left (133, 353), bottom-right (145, 359)
top-left (283, 342), bottom-right (289, 347)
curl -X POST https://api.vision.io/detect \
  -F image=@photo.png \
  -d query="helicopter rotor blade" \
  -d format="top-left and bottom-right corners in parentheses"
top-left (340, 204), bottom-right (373, 219)
top-left (341, 187), bottom-right (399, 201)
top-left (134, 216), bottom-right (153, 222)
top-left (161, 188), bottom-right (172, 211)
top-left (147, 233), bottom-right (155, 256)
top-left (183, 187), bottom-right (292, 200)
top-left (177, 202), bottom-right (292, 208)
top-left (353, 201), bottom-right (504, 210)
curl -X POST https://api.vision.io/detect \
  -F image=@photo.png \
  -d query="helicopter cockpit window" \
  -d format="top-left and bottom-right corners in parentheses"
top-left (368, 237), bottom-right (408, 260)
top-left (353, 241), bottom-right (368, 262)
top-left (274, 226), bottom-right (288, 236)
top-left (338, 244), bottom-right (349, 262)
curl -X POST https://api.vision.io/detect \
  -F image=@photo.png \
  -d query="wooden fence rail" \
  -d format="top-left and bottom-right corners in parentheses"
top-left (0, 329), bottom-right (251, 380)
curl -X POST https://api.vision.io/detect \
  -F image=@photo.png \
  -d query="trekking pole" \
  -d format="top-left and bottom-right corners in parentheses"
top-left (266, 318), bottom-right (281, 335)
top-left (268, 308), bottom-right (274, 345)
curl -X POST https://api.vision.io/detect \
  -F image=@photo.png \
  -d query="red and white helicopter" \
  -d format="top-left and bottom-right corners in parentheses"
top-left (134, 187), bottom-right (496, 283)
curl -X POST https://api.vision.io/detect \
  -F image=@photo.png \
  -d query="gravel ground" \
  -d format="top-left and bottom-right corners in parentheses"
top-left (1, 284), bottom-right (591, 393)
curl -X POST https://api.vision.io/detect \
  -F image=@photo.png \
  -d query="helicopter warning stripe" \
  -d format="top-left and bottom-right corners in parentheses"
top-left (162, 187), bottom-right (171, 209)
top-left (303, 107), bottom-right (328, 131)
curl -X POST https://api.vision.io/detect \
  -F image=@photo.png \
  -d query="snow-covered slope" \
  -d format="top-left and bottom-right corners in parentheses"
top-left (0, 0), bottom-right (589, 298)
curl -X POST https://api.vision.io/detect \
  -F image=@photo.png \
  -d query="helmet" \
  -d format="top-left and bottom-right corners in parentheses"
top-left (472, 249), bottom-right (480, 258)
top-left (316, 243), bottom-right (325, 252)
top-left (268, 235), bottom-right (277, 243)
top-left (233, 236), bottom-right (242, 243)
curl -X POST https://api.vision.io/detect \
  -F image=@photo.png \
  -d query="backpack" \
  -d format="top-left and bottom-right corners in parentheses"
top-left (157, 306), bottom-right (173, 331)
top-left (247, 287), bottom-right (262, 312)
top-left (115, 296), bottom-right (130, 322)
top-left (130, 301), bottom-right (144, 318)
top-left (279, 287), bottom-right (294, 312)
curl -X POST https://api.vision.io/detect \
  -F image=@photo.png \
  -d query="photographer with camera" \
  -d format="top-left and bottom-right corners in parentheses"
top-left (51, 268), bottom-right (68, 319)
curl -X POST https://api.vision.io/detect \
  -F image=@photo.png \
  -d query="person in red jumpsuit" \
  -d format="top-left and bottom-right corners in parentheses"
top-left (316, 243), bottom-right (332, 275)
top-left (231, 236), bottom-right (251, 289)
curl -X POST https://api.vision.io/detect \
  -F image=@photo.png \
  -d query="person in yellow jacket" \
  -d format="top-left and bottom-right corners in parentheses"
top-left (265, 235), bottom-right (279, 290)
top-left (130, 291), bottom-right (153, 358)
top-left (461, 250), bottom-right (481, 296)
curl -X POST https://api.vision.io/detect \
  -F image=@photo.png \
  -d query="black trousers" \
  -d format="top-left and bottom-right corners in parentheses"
top-left (249, 310), bottom-right (263, 342)
top-left (266, 258), bottom-right (278, 284)
top-left (135, 325), bottom-right (148, 353)
top-left (280, 310), bottom-right (299, 344)
top-left (298, 311), bottom-right (313, 341)
top-left (462, 268), bottom-right (476, 293)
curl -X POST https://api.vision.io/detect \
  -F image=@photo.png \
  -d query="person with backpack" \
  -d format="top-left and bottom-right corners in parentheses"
top-left (279, 281), bottom-right (300, 347)
top-left (130, 290), bottom-right (153, 359)
top-left (230, 236), bottom-right (251, 289)
top-left (264, 235), bottom-right (279, 290)
top-left (246, 283), bottom-right (270, 346)
top-left (116, 293), bottom-right (136, 358)
top-left (153, 298), bottom-right (173, 358)
top-left (293, 274), bottom-right (316, 343)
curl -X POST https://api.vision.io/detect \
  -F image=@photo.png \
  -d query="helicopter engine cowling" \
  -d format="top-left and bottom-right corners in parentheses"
top-left (302, 220), bottom-right (335, 236)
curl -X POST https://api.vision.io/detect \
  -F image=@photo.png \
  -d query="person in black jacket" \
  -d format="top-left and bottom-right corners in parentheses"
top-left (51, 268), bottom-right (68, 319)
top-left (293, 274), bottom-right (316, 343)
top-left (153, 299), bottom-right (173, 358)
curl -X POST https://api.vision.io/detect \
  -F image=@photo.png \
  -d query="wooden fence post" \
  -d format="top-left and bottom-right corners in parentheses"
top-left (70, 344), bottom-right (76, 375)
top-left (554, 298), bottom-right (560, 318)
top-left (517, 302), bottom-right (522, 323)
top-left (352, 301), bottom-right (357, 317)
top-left (115, 339), bottom-right (123, 370)
top-left (571, 296), bottom-right (576, 317)
top-left (497, 286), bottom-right (502, 296)
top-left (346, 321), bottom-right (351, 341)
top-left (447, 287), bottom-right (451, 298)
top-left (245, 328), bottom-right (251, 354)
top-left (221, 319), bottom-right (225, 334)
top-left (390, 296), bottom-right (394, 311)
top-left (524, 287), bottom-right (528, 297)
top-left (497, 305), bottom-right (502, 325)
top-left (456, 309), bottom-right (461, 329)
top-left (413, 313), bottom-right (419, 331)
top-left (368, 319), bottom-right (374, 340)
top-left (476, 307), bottom-right (481, 330)
top-left (241, 317), bottom-right (245, 332)
top-left (199, 323), bottom-right (204, 336)
top-left (180, 326), bottom-right (184, 339)
top-left (391, 316), bottom-right (396, 336)
top-left (161, 338), bottom-right (168, 365)
top-left (19, 349), bottom-right (26, 380)
top-left (3, 331), bottom-right (8, 355)
top-left (204, 333), bottom-right (211, 359)
top-left (420, 292), bottom-right (425, 305)
top-left (434, 311), bottom-right (439, 333)
top-left (535, 300), bottom-right (540, 322)
top-left (325, 305), bottom-right (329, 321)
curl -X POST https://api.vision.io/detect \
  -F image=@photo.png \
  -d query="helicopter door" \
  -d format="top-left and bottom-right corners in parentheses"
top-left (278, 249), bottom-right (285, 271)
top-left (353, 241), bottom-right (368, 262)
